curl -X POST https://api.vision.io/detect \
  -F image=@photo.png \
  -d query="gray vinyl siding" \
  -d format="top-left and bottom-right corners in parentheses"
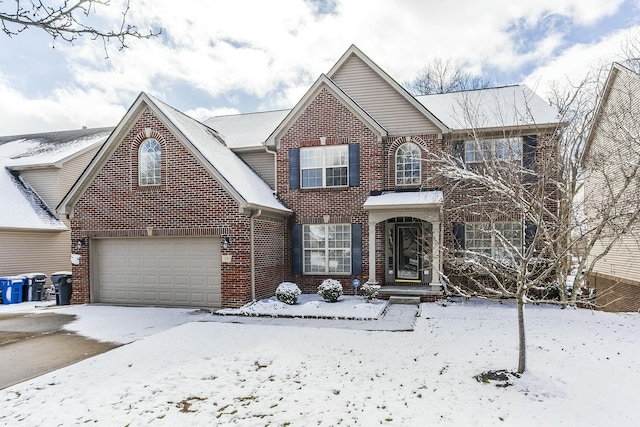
top-left (59, 145), bottom-right (101, 201)
top-left (0, 226), bottom-right (71, 283)
top-left (585, 66), bottom-right (640, 284)
top-left (238, 150), bottom-right (276, 189)
top-left (331, 55), bottom-right (440, 135)
top-left (20, 168), bottom-right (60, 209)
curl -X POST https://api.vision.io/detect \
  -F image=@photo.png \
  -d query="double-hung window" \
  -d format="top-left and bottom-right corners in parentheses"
top-left (300, 145), bottom-right (348, 188)
top-left (303, 224), bottom-right (351, 274)
top-left (139, 138), bottom-right (161, 186)
top-left (465, 222), bottom-right (522, 258)
top-left (465, 138), bottom-right (522, 165)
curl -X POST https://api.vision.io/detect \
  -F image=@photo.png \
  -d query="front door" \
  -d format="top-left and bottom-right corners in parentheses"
top-left (396, 225), bottom-right (420, 280)
top-left (385, 220), bottom-right (432, 284)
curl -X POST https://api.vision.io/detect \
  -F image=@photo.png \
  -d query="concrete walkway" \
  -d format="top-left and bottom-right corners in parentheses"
top-left (205, 302), bottom-right (420, 332)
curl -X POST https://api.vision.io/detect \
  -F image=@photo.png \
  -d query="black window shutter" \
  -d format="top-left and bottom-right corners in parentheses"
top-left (351, 223), bottom-right (362, 275)
top-left (524, 220), bottom-right (537, 253)
top-left (289, 148), bottom-right (300, 190)
top-left (292, 224), bottom-right (302, 275)
top-left (348, 143), bottom-right (360, 187)
top-left (523, 136), bottom-right (537, 169)
top-left (453, 222), bottom-right (465, 250)
top-left (453, 141), bottom-right (465, 165)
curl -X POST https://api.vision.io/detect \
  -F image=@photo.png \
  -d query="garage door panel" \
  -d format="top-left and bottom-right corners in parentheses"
top-left (94, 237), bottom-right (221, 307)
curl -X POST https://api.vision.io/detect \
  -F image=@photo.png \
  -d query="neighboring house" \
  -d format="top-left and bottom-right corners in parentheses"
top-left (59, 45), bottom-right (560, 309)
top-left (0, 128), bottom-right (111, 282)
top-left (583, 60), bottom-right (640, 312)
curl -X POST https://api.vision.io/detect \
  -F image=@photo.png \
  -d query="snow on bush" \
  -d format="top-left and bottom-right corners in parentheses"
top-left (317, 278), bottom-right (343, 302)
top-left (360, 282), bottom-right (380, 302)
top-left (275, 282), bottom-right (302, 305)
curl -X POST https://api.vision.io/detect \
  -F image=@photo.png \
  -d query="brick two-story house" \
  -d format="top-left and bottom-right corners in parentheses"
top-left (60, 45), bottom-right (560, 308)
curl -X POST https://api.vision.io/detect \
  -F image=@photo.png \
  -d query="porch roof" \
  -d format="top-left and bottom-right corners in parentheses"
top-left (363, 190), bottom-right (443, 210)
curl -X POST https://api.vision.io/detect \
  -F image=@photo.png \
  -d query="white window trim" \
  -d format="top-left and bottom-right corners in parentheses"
top-left (302, 223), bottom-right (352, 275)
top-left (300, 145), bottom-right (349, 189)
top-left (395, 142), bottom-right (422, 186)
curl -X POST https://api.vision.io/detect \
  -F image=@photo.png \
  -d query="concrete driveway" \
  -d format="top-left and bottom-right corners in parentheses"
top-left (0, 311), bottom-right (119, 389)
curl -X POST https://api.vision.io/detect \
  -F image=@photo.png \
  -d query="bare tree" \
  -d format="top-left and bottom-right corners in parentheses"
top-left (430, 57), bottom-right (640, 374)
top-left (406, 58), bottom-right (493, 95)
top-left (1, 0), bottom-right (158, 54)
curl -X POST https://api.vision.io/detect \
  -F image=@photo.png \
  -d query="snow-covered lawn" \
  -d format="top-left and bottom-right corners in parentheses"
top-left (1, 299), bottom-right (639, 426)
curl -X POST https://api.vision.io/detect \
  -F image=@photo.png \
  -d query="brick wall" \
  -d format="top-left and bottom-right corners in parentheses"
top-left (253, 216), bottom-right (286, 300)
top-left (589, 272), bottom-right (640, 312)
top-left (70, 107), bottom-right (284, 308)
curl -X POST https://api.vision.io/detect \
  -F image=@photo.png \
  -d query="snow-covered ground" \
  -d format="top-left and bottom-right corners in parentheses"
top-left (1, 298), bottom-right (639, 426)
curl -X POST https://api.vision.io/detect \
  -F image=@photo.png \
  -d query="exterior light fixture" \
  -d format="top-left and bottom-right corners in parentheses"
top-left (75, 238), bottom-right (87, 250)
top-left (222, 237), bottom-right (231, 250)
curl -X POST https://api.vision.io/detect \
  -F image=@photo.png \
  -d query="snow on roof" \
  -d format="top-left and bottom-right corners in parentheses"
top-left (363, 190), bottom-right (443, 208)
top-left (147, 95), bottom-right (290, 214)
top-left (204, 110), bottom-right (290, 149)
top-left (0, 127), bottom-right (112, 168)
top-left (0, 167), bottom-right (66, 230)
top-left (416, 85), bottom-right (559, 130)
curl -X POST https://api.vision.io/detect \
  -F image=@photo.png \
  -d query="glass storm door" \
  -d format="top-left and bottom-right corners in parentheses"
top-left (396, 225), bottom-right (420, 280)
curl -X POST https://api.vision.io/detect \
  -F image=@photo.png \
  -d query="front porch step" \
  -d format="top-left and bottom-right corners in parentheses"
top-left (388, 296), bottom-right (421, 305)
top-left (378, 285), bottom-right (443, 298)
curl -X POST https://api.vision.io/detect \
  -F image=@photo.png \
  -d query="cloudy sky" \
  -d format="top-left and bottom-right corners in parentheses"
top-left (1, 0), bottom-right (639, 135)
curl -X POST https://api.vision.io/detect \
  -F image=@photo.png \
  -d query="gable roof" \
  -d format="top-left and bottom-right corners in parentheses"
top-left (60, 93), bottom-right (291, 217)
top-left (266, 74), bottom-right (387, 148)
top-left (204, 109), bottom-right (290, 150)
top-left (328, 45), bottom-right (449, 133)
top-left (0, 168), bottom-right (66, 231)
top-left (416, 85), bottom-right (559, 132)
top-left (0, 127), bottom-right (112, 170)
top-left (583, 60), bottom-right (640, 161)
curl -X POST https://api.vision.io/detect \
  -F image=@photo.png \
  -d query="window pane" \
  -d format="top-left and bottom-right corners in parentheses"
top-left (302, 169), bottom-right (322, 188)
top-left (396, 143), bottom-right (421, 185)
top-left (328, 249), bottom-right (351, 272)
top-left (326, 166), bottom-right (347, 186)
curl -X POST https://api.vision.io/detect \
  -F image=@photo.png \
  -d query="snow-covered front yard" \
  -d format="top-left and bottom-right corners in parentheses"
top-left (1, 298), bottom-right (639, 426)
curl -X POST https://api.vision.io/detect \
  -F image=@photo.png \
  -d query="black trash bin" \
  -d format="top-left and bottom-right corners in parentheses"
top-left (51, 272), bottom-right (72, 305)
top-left (20, 273), bottom-right (47, 302)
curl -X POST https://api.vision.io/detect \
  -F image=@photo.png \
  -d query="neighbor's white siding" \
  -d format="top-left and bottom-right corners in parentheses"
top-left (331, 55), bottom-right (440, 135)
top-left (59, 145), bottom-right (102, 206)
top-left (0, 226), bottom-right (70, 282)
top-left (585, 65), bottom-right (640, 284)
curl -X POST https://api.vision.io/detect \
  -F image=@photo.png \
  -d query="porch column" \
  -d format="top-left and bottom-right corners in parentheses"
top-left (367, 220), bottom-right (378, 284)
top-left (431, 220), bottom-right (441, 287)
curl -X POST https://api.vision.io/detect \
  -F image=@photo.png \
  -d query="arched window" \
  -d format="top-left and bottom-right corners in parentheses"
top-left (139, 139), bottom-right (161, 186)
top-left (395, 142), bottom-right (421, 185)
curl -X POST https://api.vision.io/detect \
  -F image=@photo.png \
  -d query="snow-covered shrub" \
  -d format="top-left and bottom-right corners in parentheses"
top-left (317, 278), bottom-right (343, 302)
top-left (275, 282), bottom-right (301, 305)
top-left (360, 282), bottom-right (380, 302)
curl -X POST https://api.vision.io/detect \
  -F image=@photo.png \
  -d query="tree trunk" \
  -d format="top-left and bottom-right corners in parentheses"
top-left (517, 297), bottom-right (526, 374)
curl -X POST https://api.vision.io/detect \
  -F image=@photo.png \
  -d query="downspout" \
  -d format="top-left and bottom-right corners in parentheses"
top-left (250, 208), bottom-right (263, 301)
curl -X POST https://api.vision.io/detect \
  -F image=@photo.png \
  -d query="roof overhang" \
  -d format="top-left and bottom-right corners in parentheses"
top-left (364, 190), bottom-right (443, 224)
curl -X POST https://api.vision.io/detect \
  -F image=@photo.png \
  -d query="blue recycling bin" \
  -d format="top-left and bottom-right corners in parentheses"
top-left (0, 277), bottom-right (24, 304)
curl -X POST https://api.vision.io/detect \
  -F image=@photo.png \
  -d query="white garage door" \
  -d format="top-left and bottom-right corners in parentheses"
top-left (94, 237), bottom-right (221, 307)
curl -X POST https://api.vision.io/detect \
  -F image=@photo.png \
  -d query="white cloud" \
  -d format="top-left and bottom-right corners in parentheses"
top-left (0, 0), bottom-right (638, 134)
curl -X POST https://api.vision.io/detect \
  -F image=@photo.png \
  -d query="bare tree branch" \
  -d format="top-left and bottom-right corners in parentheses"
top-left (1, 0), bottom-right (160, 56)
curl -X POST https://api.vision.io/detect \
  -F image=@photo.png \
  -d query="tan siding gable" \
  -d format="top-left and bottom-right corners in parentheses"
top-left (238, 151), bottom-right (275, 189)
top-left (59, 145), bottom-right (102, 203)
top-left (20, 168), bottom-right (60, 209)
top-left (331, 55), bottom-right (440, 135)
